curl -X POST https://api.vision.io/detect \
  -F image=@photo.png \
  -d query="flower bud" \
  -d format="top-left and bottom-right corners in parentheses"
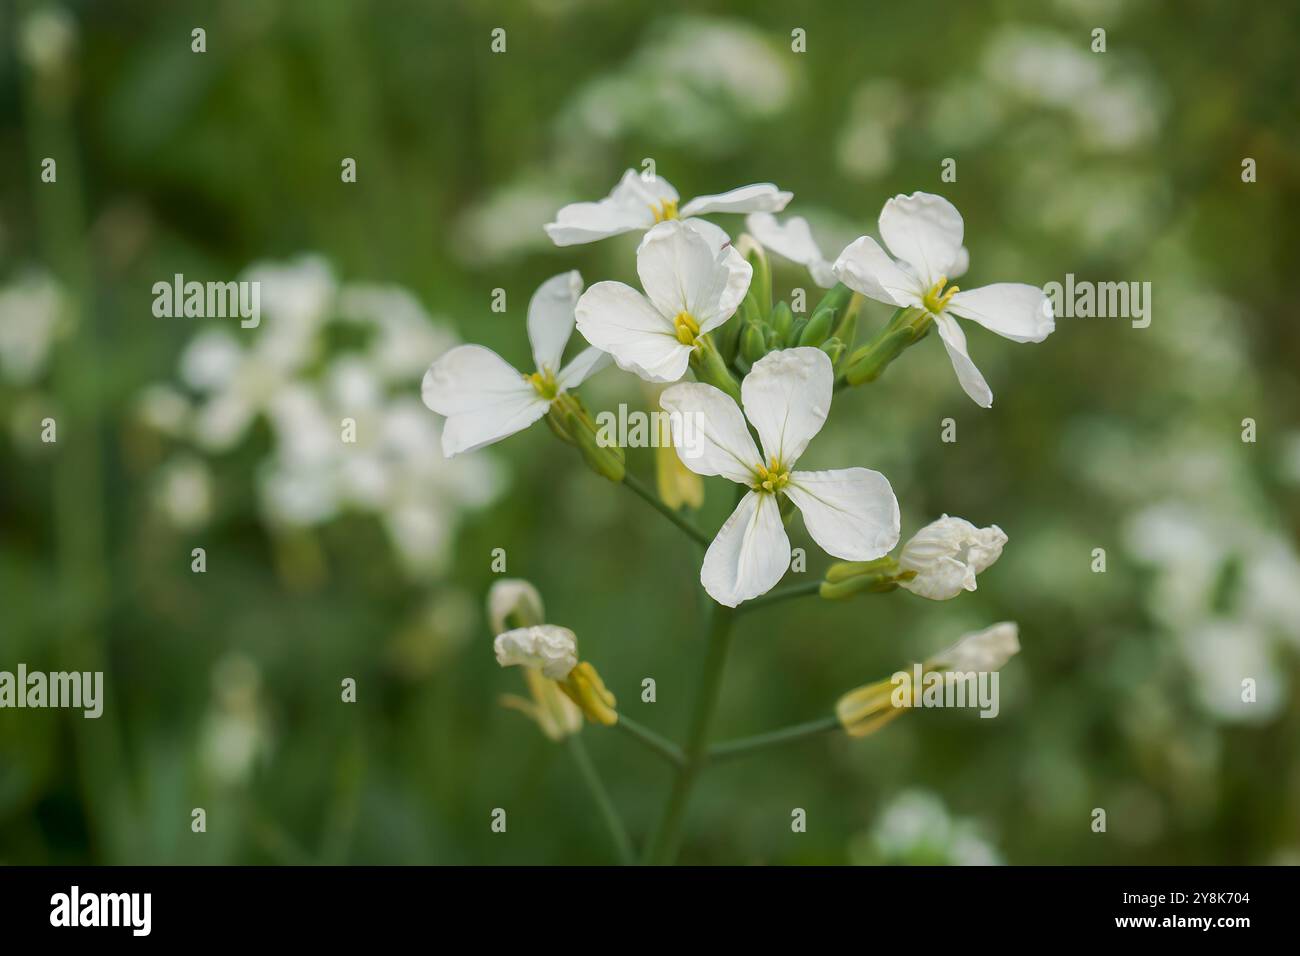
top-left (741, 321), bottom-right (767, 363)
top-left (897, 515), bottom-right (1007, 601)
top-left (770, 301), bottom-right (794, 345)
top-left (819, 556), bottom-right (906, 599)
top-left (487, 579), bottom-right (545, 633)
top-left (798, 306), bottom-right (835, 347)
top-left (835, 676), bottom-right (908, 738)
top-left (561, 661), bottom-right (618, 726)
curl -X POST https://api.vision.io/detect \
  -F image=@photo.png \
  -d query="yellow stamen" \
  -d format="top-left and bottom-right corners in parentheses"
top-left (752, 457), bottom-right (790, 493)
top-left (922, 276), bottom-right (960, 316)
top-left (524, 369), bottom-right (559, 401)
top-left (651, 198), bottom-right (679, 223)
top-left (673, 311), bottom-right (701, 346)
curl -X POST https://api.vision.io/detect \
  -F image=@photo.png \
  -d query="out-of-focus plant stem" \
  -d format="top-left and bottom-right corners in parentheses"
top-left (566, 735), bottom-right (635, 865)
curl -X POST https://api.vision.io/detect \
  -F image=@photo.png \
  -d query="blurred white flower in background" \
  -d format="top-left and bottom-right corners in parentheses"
top-left (199, 653), bottom-right (271, 788)
top-left (0, 272), bottom-right (66, 386)
top-left (154, 454), bottom-right (213, 530)
top-left (850, 789), bottom-right (1002, 866)
top-left (556, 16), bottom-right (794, 155)
top-left (138, 255), bottom-right (503, 577)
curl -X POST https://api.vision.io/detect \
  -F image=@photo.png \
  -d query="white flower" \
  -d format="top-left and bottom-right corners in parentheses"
top-left (661, 347), bottom-right (900, 606)
top-left (744, 212), bottom-right (837, 288)
top-left (833, 191), bottom-right (1054, 407)
top-left (545, 169), bottom-right (791, 246)
top-left (494, 625), bottom-right (579, 680)
top-left (928, 622), bottom-right (1020, 672)
top-left (575, 220), bottom-right (751, 383)
top-left (421, 271), bottom-right (609, 456)
top-left (488, 579), bottom-right (545, 634)
top-left (898, 515), bottom-right (1008, 601)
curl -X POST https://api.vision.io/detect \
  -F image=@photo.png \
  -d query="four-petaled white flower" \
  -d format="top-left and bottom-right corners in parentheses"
top-left (494, 624), bottom-right (579, 680)
top-left (421, 271), bottom-right (609, 456)
top-left (661, 348), bottom-right (900, 607)
top-left (575, 220), bottom-right (751, 383)
top-left (928, 622), bottom-right (1020, 673)
top-left (897, 515), bottom-right (1008, 601)
top-left (744, 212), bottom-right (837, 288)
top-left (545, 169), bottom-right (792, 246)
top-left (833, 191), bottom-right (1054, 408)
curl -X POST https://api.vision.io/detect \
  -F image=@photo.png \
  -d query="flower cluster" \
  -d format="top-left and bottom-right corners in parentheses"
top-left (423, 174), bottom-right (1050, 608)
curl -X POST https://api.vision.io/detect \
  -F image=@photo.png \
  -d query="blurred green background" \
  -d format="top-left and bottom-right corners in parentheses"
top-left (2, 0), bottom-right (1298, 865)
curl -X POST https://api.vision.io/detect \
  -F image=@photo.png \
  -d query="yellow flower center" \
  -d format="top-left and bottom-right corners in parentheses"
top-left (651, 198), bottom-right (679, 223)
top-left (752, 457), bottom-right (790, 494)
top-left (922, 276), bottom-right (960, 316)
top-left (524, 369), bottom-right (559, 401)
top-left (673, 311), bottom-right (701, 346)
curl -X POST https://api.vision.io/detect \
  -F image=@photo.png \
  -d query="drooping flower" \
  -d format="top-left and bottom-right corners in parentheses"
top-left (661, 347), bottom-right (900, 607)
top-left (744, 212), bottom-right (837, 288)
top-left (421, 271), bottom-right (610, 456)
top-left (835, 622), bottom-right (1021, 737)
top-left (833, 191), bottom-right (1053, 407)
top-left (494, 624), bottom-right (617, 726)
top-left (544, 169), bottom-right (792, 246)
top-left (575, 220), bottom-right (751, 383)
top-left (487, 578), bottom-right (546, 634)
top-left (897, 515), bottom-right (1008, 601)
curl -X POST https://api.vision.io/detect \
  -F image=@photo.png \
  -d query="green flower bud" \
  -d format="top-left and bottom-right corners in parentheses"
top-left (770, 301), bottom-right (793, 345)
top-left (741, 322), bottom-right (767, 363)
top-left (798, 307), bottom-right (835, 347)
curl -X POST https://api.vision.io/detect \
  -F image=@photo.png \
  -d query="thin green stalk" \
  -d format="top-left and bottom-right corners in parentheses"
top-left (622, 471), bottom-right (712, 547)
top-left (645, 604), bottom-right (735, 865)
top-left (613, 715), bottom-right (686, 769)
top-left (737, 578), bottom-right (822, 614)
top-left (707, 716), bottom-right (841, 764)
top-left (566, 735), bottom-right (635, 865)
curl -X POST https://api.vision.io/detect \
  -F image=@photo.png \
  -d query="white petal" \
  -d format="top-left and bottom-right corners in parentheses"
top-left (700, 491), bottom-right (791, 607)
top-left (928, 622), bottom-right (1020, 673)
top-left (949, 246), bottom-right (970, 280)
top-left (897, 515), bottom-right (1008, 601)
top-left (680, 217), bottom-right (733, 253)
top-left (832, 236), bottom-right (925, 308)
top-left (933, 313), bottom-right (993, 408)
top-left (878, 192), bottom-right (965, 287)
top-left (741, 347), bottom-right (833, 465)
top-left (786, 468), bottom-right (900, 560)
top-left (527, 270), bottom-right (583, 373)
top-left (574, 280), bottom-right (689, 382)
top-left (557, 346), bottom-right (611, 391)
top-left (679, 183), bottom-right (793, 217)
top-left (636, 220), bottom-right (750, 330)
top-left (494, 625), bottom-right (579, 680)
top-left (659, 382), bottom-right (760, 484)
top-left (744, 213), bottom-right (836, 288)
top-left (543, 170), bottom-right (667, 246)
top-left (947, 283), bottom-right (1055, 343)
top-left (421, 345), bottom-right (549, 456)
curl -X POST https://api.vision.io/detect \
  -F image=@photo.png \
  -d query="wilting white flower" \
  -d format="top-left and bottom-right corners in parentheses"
top-left (661, 348), bottom-right (900, 606)
top-left (745, 212), bottom-right (836, 288)
top-left (488, 579), bottom-right (545, 634)
top-left (422, 271), bottom-right (609, 456)
top-left (545, 169), bottom-right (791, 246)
top-left (833, 191), bottom-right (1054, 407)
top-left (898, 515), bottom-right (1008, 600)
top-left (494, 625), bottom-right (579, 680)
top-left (928, 622), bottom-right (1020, 672)
top-left (575, 220), bottom-right (750, 383)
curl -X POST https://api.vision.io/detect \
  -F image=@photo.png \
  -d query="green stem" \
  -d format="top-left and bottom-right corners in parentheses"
top-left (622, 471), bottom-right (711, 547)
top-left (707, 716), bottom-right (841, 764)
top-left (645, 603), bottom-right (735, 865)
top-left (614, 716), bottom-right (686, 769)
top-left (737, 578), bottom-right (822, 614)
top-left (566, 735), bottom-right (635, 865)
